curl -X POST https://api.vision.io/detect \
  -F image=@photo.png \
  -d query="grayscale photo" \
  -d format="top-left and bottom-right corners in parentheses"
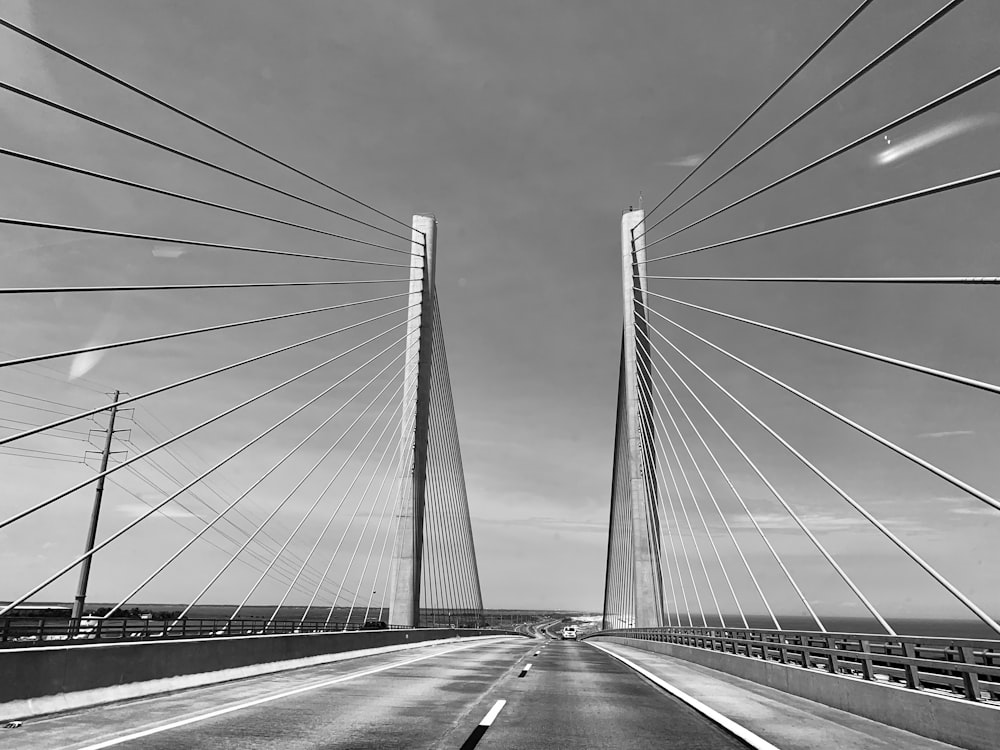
top-left (0, 1), bottom-right (997, 748)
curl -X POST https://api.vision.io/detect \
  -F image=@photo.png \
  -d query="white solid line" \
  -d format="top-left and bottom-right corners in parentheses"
top-left (75, 638), bottom-right (506, 750)
top-left (480, 699), bottom-right (507, 727)
top-left (588, 642), bottom-right (782, 750)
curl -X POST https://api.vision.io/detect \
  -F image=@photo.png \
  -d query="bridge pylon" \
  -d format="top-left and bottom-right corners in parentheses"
top-left (387, 215), bottom-right (436, 628)
top-left (603, 209), bottom-right (665, 629)
top-left (388, 215), bottom-right (483, 628)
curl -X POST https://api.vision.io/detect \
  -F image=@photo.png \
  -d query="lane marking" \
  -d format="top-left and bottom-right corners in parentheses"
top-left (588, 642), bottom-right (781, 750)
top-left (74, 638), bottom-right (512, 750)
top-left (517, 662), bottom-right (532, 678)
top-left (459, 700), bottom-right (507, 750)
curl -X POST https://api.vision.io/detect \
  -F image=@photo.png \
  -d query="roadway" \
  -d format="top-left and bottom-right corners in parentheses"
top-left (12, 635), bottom-right (750, 749)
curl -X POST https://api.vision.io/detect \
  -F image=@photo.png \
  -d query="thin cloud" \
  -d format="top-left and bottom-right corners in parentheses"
top-left (114, 502), bottom-right (196, 520)
top-left (875, 115), bottom-right (1000, 165)
top-left (916, 429), bottom-right (975, 439)
top-left (658, 153), bottom-right (705, 168)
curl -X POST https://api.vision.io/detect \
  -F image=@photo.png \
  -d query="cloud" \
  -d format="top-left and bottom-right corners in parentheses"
top-left (152, 245), bottom-right (188, 259)
top-left (874, 115), bottom-right (1000, 166)
top-left (916, 429), bottom-right (974, 439)
top-left (726, 511), bottom-right (868, 533)
top-left (115, 502), bottom-right (196, 520)
top-left (658, 154), bottom-right (705, 168)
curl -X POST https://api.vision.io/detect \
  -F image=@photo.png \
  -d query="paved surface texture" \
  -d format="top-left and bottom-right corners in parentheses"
top-left (6, 636), bottom-right (751, 749)
top-left (592, 640), bottom-right (964, 750)
top-left (2, 635), bottom-right (962, 749)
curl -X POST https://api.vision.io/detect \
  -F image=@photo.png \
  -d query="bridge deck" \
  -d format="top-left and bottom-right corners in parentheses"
top-left (7, 635), bottom-right (962, 749)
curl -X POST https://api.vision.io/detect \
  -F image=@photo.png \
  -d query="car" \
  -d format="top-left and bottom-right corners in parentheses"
top-left (561, 625), bottom-right (578, 640)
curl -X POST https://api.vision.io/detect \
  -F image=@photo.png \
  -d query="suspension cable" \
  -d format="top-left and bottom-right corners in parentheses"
top-left (332, 408), bottom-right (413, 629)
top-left (648, 166), bottom-right (1000, 258)
top-left (102, 335), bottom-right (409, 616)
top-left (637, 381), bottom-right (707, 626)
top-left (638, 0), bottom-right (873, 232)
top-left (0, 79), bottom-right (413, 244)
top-left (0, 293), bottom-right (409, 373)
top-left (0, 279), bottom-right (409, 295)
top-left (633, 324), bottom-right (818, 629)
top-left (0, 348), bottom-right (406, 618)
top-left (644, 312), bottom-right (1000, 635)
top-left (644, 0), bottom-right (966, 239)
top-left (176, 376), bottom-right (408, 626)
top-left (635, 355), bottom-right (734, 627)
top-left (641, 355), bottom-right (756, 628)
top-left (232, 382), bottom-right (406, 622)
top-left (653, 64), bottom-right (1000, 244)
top-left (639, 301), bottom-right (1000, 515)
top-left (645, 290), bottom-right (1000, 398)
top-left (284, 398), bottom-right (414, 627)
top-left (647, 275), bottom-right (1000, 284)
top-left (0, 307), bottom-right (413, 528)
top-left (0, 17), bottom-right (413, 233)
top-left (0, 302), bottom-right (415, 449)
top-left (0, 215), bottom-right (412, 265)
top-left (0, 147), bottom-right (414, 256)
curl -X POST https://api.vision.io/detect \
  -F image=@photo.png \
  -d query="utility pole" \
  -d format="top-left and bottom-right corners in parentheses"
top-left (388, 215), bottom-right (437, 627)
top-left (72, 390), bottom-right (120, 625)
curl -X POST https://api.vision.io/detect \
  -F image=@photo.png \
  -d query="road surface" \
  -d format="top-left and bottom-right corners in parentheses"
top-left (10, 636), bottom-right (749, 749)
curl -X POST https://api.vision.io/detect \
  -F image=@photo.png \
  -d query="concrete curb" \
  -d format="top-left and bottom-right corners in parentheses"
top-left (589, 635), bottom-right (1000, 750)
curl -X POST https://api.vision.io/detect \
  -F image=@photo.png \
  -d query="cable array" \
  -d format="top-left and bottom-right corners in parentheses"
top-left (606, 1), bottom-right (1000, 636)
top-left (0, 14), bottom-right (480, 635)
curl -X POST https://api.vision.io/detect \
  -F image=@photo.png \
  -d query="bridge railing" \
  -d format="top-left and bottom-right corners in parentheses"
top-left (589, 627), bottom-right (1000, 703)
top-left (0, 617), bottom-right (505, 647)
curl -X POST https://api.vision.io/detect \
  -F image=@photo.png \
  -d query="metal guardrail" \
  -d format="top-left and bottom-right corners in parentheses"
top-left (0, 617), bottom-right (503, 648)
top-left (589, 626), bottom-right (1000, 703)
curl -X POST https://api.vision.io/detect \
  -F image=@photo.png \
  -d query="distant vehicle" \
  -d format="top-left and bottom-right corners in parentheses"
top-left (362, 620), bottom-right (388, 630)
top-left (561, 625), bottom-right (578, 640)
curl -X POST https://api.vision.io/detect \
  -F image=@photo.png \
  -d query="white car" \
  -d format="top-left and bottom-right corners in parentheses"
top-left (561, 625), bottom-right (578, 640)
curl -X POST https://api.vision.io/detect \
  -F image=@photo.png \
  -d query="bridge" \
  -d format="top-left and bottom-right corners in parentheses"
top-left (1, 2), bottom-right (998, 748)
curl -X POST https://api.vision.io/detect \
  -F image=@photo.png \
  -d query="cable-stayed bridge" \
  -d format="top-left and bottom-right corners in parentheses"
top-left (1, 2), bottom-right (999, 748)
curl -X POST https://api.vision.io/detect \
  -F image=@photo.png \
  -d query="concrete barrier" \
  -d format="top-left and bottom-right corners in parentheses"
top-left (590, 635), bottom-right (1000, 750)
top-left (1, 628), bottom-right (511, 721)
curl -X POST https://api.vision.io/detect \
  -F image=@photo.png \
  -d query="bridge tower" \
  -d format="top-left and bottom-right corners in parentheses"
top-left (388, 215), bottom-right (436, 627)
top-left (388, 215), bottom-right (483, 628)
top-left (603, 209), bottom-right (665, 628)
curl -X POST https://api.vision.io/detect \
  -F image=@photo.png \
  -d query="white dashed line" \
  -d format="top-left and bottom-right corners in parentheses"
top-left (74, 639), bottom-right (507, 750)
top-left (480, 699), bottom-right (507, 727)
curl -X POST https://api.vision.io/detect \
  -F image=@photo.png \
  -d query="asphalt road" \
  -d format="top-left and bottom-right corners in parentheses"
top-left (10, 636), bottom-right (749, 749)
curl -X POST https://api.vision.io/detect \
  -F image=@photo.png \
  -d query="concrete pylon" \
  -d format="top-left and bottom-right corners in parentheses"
top-left (621, 209), bottom-right (664, 628)
top-left (388, 215), bottom-right (437, 627)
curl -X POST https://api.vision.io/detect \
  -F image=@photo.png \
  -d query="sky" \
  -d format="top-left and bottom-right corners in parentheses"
top-left (0, 0), bottom-right (999, 625)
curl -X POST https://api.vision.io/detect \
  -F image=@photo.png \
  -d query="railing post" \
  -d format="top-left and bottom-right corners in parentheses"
top-left (826, 636), bottom-right (840, 674)
top-left (388, 215), bottom-right (436, 629)
top-left (902, 642), bottom-right (922, 689)
top-left (620, 209), bottom-right (664, 628)
top-left (859, 639), bottom-right (874, 680)
top-left (959, 646), bottom-right (982, 701)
